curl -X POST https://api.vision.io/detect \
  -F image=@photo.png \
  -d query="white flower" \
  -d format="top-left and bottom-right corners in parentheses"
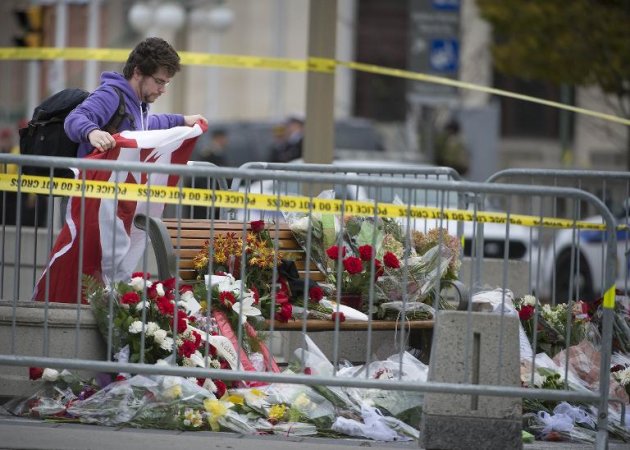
top-left (232, 296), bottom-right (262, 324)
top-left (129, 276), bottom-right (152, 291)
top-left (153, 329), bottom-right (167, 344)
top-left (135, 300), bottom-right (149, 312)
top-left (155, 283), bottom-right (165, 297)
top-left (128, 320), bottom-right (145, 334)
top-left (522, 295), bottom-right (537, 306)
top-left (160, 337), bottom-right (174, 351)
top-left (145, 322), bottom-right (160, 337)
top-left (42, 368), bottom-right (59, 382)
top-left (202, 378), bottom-right (217, 393)
top-left (613, 367), bottom-right (630, 386)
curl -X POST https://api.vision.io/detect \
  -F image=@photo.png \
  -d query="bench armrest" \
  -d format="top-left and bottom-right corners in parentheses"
top-left (133, 213), bottom-right (177, 281)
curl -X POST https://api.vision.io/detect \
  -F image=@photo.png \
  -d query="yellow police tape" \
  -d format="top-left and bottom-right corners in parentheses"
top-left (0, 173), bottom-right (614, 232)
top-left (1, 47), bottom-right (629, 126)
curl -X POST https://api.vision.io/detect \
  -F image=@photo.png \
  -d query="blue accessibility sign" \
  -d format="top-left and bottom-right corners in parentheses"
top-left (429, 39), bottom-right (459, 73)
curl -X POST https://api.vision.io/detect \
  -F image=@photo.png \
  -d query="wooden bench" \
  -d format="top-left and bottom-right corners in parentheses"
top-left (133, 213), bottom-right (444, 362)
top-left (133, 214), bottom-right (325, 283)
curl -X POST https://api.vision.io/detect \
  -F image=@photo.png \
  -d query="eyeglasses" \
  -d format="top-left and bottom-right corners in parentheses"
top-left (150, 75), bottom-right (171, 87)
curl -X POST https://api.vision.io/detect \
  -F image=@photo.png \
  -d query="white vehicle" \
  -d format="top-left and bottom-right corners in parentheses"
top-left (538, 205), bottom-right (630, 302)
top-left (233, 160), bottom-right (538, 267)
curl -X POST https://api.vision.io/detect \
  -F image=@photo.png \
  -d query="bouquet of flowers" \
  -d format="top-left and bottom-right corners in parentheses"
top-left (83, 272), bottom-right (232, 397)
top-left (514, 294), bottom-right (592, 357)
top-left (193, 220), bottom-right (281, 298)
top-left (589, 290), bottom-right (630, 354)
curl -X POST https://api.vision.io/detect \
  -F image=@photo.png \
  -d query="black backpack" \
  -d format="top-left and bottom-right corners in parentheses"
top-left (18, 86), bottom-right (129, 178)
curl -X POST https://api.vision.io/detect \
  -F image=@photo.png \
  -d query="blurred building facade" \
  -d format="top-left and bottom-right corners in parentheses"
top-left (0, 0), bottom-right (626, 172)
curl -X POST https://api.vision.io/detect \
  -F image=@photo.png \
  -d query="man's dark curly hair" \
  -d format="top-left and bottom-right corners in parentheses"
top-left (122, 37), bottom-right (181, 79)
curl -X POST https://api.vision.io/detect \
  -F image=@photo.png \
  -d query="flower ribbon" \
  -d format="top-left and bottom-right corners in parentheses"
top-left (536, 411), bottom-right (575, 435)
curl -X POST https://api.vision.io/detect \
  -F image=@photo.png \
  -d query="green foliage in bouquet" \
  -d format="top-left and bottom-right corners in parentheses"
top-left (514, 295), bottom-right (592, 358)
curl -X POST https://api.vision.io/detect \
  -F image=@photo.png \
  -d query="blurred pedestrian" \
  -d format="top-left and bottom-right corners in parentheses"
top-left (435, 119), bottom-right (469, 176)
top-left (271, 116), bottom-right (304, 162)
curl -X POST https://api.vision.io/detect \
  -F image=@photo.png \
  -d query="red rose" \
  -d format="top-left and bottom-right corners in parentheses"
top-left (121, 291), bottom-right (141, 305)
top-left (358, 245), bottom-right (374, 261)
top-left (343, 256), bottom-right (363, 275)
top-left (29, 367), bottom-right (44, 380)
top-left (518, 305), bottom-right (535, 321)
top-left (383, 252), bottom-right (400, 269)
top-left (275, 303), bottom-right (293, 322)
top-left (146, 284), bottom-right (158, 299)
top-left (326, 245), bottom-right (346, 260)
top-left (214, 380), bottom-right (227, 398)
top-left (308, 286), bottom-right (324, 303)
top-left (115, 374), bottom-right (128, 382)
top-left (331, 311), bottom-right (346, 323)
top-left (219, 291), bottom-right (236, 308)
top-left (250, 220), bottom-right (265, 233)
top-left (196, 378), bottom-right (205, 387)
top-left (191, 330), bottom-right (202, 346)
top-left (275, 291), bottom-right (290, 305)
top-left (303, 367), bottom-right (312, 375)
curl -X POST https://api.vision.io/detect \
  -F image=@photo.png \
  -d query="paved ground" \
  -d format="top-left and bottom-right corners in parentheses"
top-left (0, 415), bottom-right (627, 450)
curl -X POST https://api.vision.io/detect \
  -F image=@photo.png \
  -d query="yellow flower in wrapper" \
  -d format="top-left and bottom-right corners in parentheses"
top-left (293, 392), bottom-right (312, 410)
top-left (268, 404), bottom-right (287, 423)
top-left (163, 384), bottom-right (182, 400)
top-left (204, 398), bottom-right (230, 432)
top-left (226, 394), bottom-right (245, 406)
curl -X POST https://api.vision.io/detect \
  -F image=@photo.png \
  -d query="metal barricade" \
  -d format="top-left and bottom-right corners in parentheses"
top-left (0, 153), bottom-right (620, 448)
top-left (485, 168), bottom-right (630, 304)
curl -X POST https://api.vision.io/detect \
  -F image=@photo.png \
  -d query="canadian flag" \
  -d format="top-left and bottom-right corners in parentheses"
top-left (33, 122), bottom-right (207, 303)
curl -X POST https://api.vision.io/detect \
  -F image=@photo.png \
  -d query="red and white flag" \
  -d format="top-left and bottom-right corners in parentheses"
top-left (33, 122), bottom-right (207, 303)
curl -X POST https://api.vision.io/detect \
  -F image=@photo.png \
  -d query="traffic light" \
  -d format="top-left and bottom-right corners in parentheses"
top-left (13, 5), bottom-right (43, 48)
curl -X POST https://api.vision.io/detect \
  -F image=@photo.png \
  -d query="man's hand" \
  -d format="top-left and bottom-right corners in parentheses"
top-left (88, 129), bottom-right (116, 152)
top-left (183, 114), bottom-right (208, 126)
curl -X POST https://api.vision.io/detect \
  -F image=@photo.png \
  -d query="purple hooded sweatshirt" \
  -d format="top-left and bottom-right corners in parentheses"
top-left (64, 71), bottom-right (185, 157)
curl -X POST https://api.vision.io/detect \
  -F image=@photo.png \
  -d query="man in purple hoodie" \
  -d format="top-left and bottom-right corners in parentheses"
top-left (65, 37), bottom-right (206, 157)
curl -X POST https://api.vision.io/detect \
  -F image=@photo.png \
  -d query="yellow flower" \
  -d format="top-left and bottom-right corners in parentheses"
top-left (164, 384), bottom-right (182, 400)
top-left (268, 404), bottom-right (287, 422)
top-left (226, 394), bottom-right (244, 405)
top-left (204, 398), bottom-right (230, 432)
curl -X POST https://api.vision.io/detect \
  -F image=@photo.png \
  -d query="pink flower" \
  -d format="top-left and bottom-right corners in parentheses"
top-left (250, 220), bottom-right (265, 233)
top-left (343, 256), bottom-right (363, 275)
top-left (383, 252), bottom-right (400, 269)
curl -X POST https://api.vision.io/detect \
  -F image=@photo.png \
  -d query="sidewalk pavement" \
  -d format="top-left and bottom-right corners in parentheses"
top-left (0, 415), bottom-right (627, 450)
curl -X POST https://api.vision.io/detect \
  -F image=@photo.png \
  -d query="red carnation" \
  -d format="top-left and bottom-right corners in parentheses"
top-left (214, 380), bottom-right (227, 398)
top-left (146, 284), bottom-right (158, 299)
top-left (308, 286), bottom-right (324, 303)
top-left (196, 378), bottom-right (206, 387)
top-left (250, 286), bottom-right (260, 305)
top-left (304, 367), bottom-right (312, 375)
top-left (178, 339), bottom-right (197, 358)
top-left (156, 296), bottom-right (174, 316)
top-left (219, 291), bottom-right (236, 308)
top-left (343, 256), bottom-right (364, 275)
top-left (358, 245), bottom-right (374, 261)
top-left (331, 311), bottom-right (346, 323)
top-left (171, 315), bottom-right (188, 334)
top-left (29, 367), bottom-right (44, 380)
top-left (326, 245), bottom-right (346, 260)
top-left (131, 272), bottom-right (150, 279)
top-left (121, 291), bottom-right (141, 305)
top-left (383, 252), bottom-right (400, 269)
top-left (250, 220), bottom-right (265, 233)
top-left (180, 285), bottom-right (193, 294)
top-left (162, 278), bottom-right (176, 291)
top-left (518, 305), bottom-right (535, 321)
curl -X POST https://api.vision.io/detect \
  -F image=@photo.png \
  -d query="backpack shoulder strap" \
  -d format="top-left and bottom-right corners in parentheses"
top-left (102, 86), bottom-right (135, 134)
